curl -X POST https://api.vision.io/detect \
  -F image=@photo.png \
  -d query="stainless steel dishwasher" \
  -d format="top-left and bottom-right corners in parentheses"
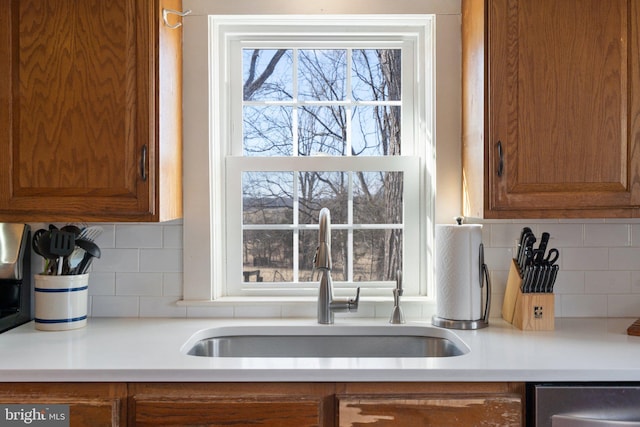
top-left (531, 384), bottom-right (640, 427)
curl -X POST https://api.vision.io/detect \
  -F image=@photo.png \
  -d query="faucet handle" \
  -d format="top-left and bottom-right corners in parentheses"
top-left (348, 287), bottom-right (360, 311)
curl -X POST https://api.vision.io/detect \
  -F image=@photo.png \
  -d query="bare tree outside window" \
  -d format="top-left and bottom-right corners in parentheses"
top-left (241, 48), bottom-right (403, 285)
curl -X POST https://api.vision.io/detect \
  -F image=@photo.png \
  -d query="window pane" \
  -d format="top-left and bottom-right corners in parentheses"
top-left (299, 230), bottom-right (317, 281)
top-left (298, 229), bottom-right (347, 282)
top-left (330, 229), bottom-right (347, 282)
top-left (243, 49), bottom-right (293, 101)
top-left (353, 229), bottom-right (402, 281)
top-left (354, 171), bottom-right (403, 224)
top-left (298, 49), bottom-right (346, 101)
top-left (352, 49), bottom-right (401, 101)
top-left (243, 230), bottom-right (293, 282)
top-left (243, 106), bottom-right (293, 156)
top-left (298, 171), bottom-right (348, 224)
top-left (352, 105), bottom-right (402, 156)
top-left (298, 106), bottom-right (346, 156)
top-left (243, 172), bottom-right (293, 224)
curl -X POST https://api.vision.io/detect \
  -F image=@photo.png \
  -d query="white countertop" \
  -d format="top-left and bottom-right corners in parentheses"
top-left (1, 317), bottom-right (639, 382)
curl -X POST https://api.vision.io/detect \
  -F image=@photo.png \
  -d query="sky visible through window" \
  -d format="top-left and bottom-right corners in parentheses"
top-left (240, 48), bottom-right (404, 285)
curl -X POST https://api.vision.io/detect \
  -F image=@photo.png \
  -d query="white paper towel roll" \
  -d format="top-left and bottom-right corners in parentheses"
top-left (435, 224), bottom-right (483, 321)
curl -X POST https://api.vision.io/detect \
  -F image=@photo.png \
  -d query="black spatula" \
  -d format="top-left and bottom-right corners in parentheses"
top-left (49, 230), bottom-right (75, 275)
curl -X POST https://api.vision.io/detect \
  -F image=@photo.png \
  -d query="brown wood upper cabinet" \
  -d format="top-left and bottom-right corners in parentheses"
top-left (463, 0), bottom-right (640, 218)
top-left (0, 0), bottom-right (182, 222)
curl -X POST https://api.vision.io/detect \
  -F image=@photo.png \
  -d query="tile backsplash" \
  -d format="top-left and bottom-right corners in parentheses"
top-left (482, 220), bottom-right (640, 319)
top-left (63, 219), bottom-right (640, 319)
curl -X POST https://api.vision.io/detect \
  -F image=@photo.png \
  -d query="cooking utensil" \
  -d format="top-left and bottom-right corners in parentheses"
top-left (79, 226), bottom-right (103, 242)
top-left (61, 224), bottom-right (82, 237)
top-left (75, 240), bottom-right (101, 275)
top-left (65, 226), bottom-right (103, 275)
top-left (68, 238), bottom-right (89, 273)
top-left (49, 230), bottom-right (75, 275)
top-left (32, 229), bottom-right (49, 260)
top-left (33, 229), bottom-right (59, 274)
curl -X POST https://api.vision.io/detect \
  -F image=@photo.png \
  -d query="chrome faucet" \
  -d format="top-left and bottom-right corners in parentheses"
top-left (315, 208), bottom-right (360, 324)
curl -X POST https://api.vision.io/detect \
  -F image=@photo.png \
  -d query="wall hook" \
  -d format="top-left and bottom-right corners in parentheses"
top-left (162, 8), bottom-right (192, 29)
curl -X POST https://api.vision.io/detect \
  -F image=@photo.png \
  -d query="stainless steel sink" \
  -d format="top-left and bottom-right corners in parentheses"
top-left (182, 324), bottom-right (469, 358)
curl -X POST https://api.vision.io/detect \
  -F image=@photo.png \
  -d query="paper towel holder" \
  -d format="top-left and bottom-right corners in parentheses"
top-left (432, 243), bottom-right (491, 330)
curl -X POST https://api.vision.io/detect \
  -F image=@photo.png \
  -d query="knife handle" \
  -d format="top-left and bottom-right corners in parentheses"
top-left (535, 232), bottom-right (550, 263)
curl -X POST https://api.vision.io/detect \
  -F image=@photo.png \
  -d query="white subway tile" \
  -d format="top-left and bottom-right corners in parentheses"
top-left (139, 297), bottom-right (186, 317)
top-left (281, 302), bottom-right (316, 318)
top-left (490, 293), bottom-right (504, 318)
top-left (91, 296), bottom-right (139, 317)
top-left (162, 273), bottom-right (183, 296)
top-left (187, 305), bottom-right (234, 318)
top-left (632, 272), bottom-right (640, 293)
top-left (163, 225), bottom-right (183, 248)
top-left (631, 224), bottom-right (640, 247)
top-left (584, 224), bottom-right (630, 247)
top-left (585, 271), bottom-right (631, 294)
top-left (537, 223), bottom-right (583, 247)
top-left (116, 272), bottom-right (163, 296)
top-left (489, 269), bottom-right (509, 294)
top-left (562, 247), bottom-right (609, 271)
top-left (93, 224), bottom-right (115, 249)
top-left (335, 303), bottom-right (375, 319)
top-left (116, 225), bottom-right (163, 248)
top-left (552, 270), bottom-right (584, 294)
top-left (484, 248), bottom-right (513, 271)
top-left (609, 248), bottom-right (640, 270)
top-left (561, 294), bottom-right (607, 317)
top-left (139, 249), bottom-right (183, 272)
top-left (233, 304), bottom-right (281, 318)
top-left (607, 294), bottom-right (640, 317)
top-left (88, 272), bottom-right (116, 296)
top-left (554, 294), bottom-right (562, 317)
top-left (489, 223), bottom-right (528, 248)
top-left (91, 249), bottom-right (139, 273)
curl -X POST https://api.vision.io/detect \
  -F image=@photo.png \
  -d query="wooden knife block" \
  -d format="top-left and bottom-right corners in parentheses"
top-left (502, 259), bottom-right (555, 331)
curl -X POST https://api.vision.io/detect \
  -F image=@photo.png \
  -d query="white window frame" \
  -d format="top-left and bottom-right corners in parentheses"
top-left (181, 1), bottom-right (462, 309)
top-left (217, 19), bottom-right (430, 297)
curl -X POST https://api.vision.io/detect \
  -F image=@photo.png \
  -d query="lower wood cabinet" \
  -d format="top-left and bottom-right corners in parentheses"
top-left (130, 382), bottom-right (524, 427)
top-left (0, 382), bottom-right (525, 427)
top-left (336, 383), bottom-right (524, 427)
top-left (128, 383), bottom-right (335, 427)
top-left (0, 383), bottom-right (127, 427)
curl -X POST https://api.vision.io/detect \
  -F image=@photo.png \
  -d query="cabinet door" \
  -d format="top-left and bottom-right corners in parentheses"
top-left (486, 0), bottom-right (640, 217)
top-left (0, 0), bottom-right (181, 222)
top-left (338, 395), bottom-right (522, 427)
top-left (0, 383), bottom-right (127, 427)
top-left (129, 383), bottom-right (335, 427)
top-left (337, 382), bottom-right (523, 427)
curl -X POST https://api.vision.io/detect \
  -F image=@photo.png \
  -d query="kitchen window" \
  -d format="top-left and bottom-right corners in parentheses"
top-left (181, 3), bottom-right (461, 306)
top-left (219, 19), bottom-right (430, 297)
